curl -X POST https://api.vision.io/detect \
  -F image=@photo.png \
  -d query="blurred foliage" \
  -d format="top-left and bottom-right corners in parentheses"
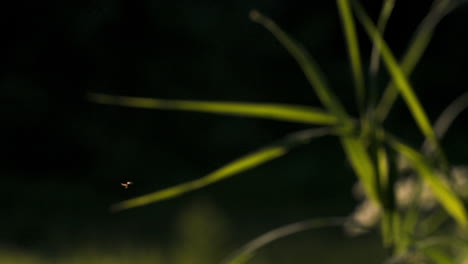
top-left (2, 0), bottom-right (468, 263)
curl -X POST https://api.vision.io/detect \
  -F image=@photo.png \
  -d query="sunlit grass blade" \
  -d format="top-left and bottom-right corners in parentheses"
top-left (377, 146), bottom-right (389, 195)
top-left (336, 0), bottom-right (365, 111)
top-left (220, 217), bottom-right (347, 264)
top-left (376, 0), bottom-right (457, 122)
top-left (387, 136), bottom-right (467, 227)
top-left (88, 93), bottom-right (339, 125)
top-left (341, 136), bottom-right (380, 204)
top-left (377, 146), bottom-right (394, 247)
top-left (249, 10), bottom-right (350, 123)
top-left (352, 2), bottom-right (446, 166)
top-left (111, 128), bottom-right (332, 211)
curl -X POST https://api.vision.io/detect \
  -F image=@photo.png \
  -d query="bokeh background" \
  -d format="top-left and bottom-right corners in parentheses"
top-left (2, 0), bottom-right (468, 263)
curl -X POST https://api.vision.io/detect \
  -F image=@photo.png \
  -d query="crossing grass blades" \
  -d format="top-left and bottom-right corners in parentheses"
top-left (89, 0), bottom-right (468, 263)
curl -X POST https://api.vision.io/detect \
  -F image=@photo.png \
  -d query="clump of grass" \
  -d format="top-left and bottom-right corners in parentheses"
top-left (90, 0), bottom-right (468, 263)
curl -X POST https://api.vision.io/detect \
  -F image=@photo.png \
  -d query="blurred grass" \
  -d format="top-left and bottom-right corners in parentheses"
top-left (0, 199), bottom-right (385, 264)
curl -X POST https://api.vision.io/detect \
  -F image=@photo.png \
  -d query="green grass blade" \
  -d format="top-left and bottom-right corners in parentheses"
top-left (417, 235), bottom-right (468, 250)
top-left (419, 209), bottom-right (449, 237)
top-left (376, 0), bottom-right (455, 122)
top-left (249, 10), bottom-right (350, 123)
top-left (220, 217), bottom-right (346, 264)
top-left (422, 92), bottom-right (468, 154)
top-left (369, 0), bottom-right (395, 76)
top-left (336, 0), bottom-right (365, 111)
top-left (368, 0), bottom-right (395, 110)
top-left (377, 146), bottom-right (389, 194)
top-left (110, 128), bottom-right (332, 211)
top-left (352, 2), bottom-right (445, 161)
top-left (88, 93), bottom-right (339, 125)
top-left (387, 136), bottom-right (467, 227)
top-left (422, 248), bottom-right (456, 264)
top-left (341, 136), bottom-right (380, 204)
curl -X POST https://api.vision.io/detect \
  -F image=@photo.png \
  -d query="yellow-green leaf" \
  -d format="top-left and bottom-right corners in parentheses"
top-left (376, 0), bottom-right (456, 122)
top-left (352, 2), bottom-right (438, 149)
top-left (111, 128), bottom-right (331, 211)
top-left (249, 10), bottom-right (350, 124)
top-left (88, 93), bottom-right (338, 125)
top-left (388, 137), bottom-right (467, 227)
top-left (336, 0), bottom-right (365, 110)
top-left (341, 136), bottom-right (380, 204)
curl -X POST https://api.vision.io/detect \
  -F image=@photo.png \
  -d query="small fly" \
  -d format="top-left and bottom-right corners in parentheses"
top-left (121, 181), bottom-right (133, 189)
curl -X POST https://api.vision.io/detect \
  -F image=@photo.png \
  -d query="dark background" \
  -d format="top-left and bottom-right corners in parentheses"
top-left (1, 0), bottom-right (468, 262)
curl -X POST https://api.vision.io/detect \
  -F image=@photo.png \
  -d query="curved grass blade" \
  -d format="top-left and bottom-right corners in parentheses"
top-left (336, 0), bottom-right (365, 111)
top-left (341, 136), bottom-right (380, 204)
top-left (249, 10), bottom-right (350, 124)
top-left (88, 93), bottom-right (338, 125)
top-left (111, 128), bottom-right (332, 211)
top-left (376, 0), bottom-right (458, 122)
top-left (422, 92), bottom-right (468, 154)
top-left (417, 235), bottom-right (468, 250)
top-left (220, 217), bottom-right (347, 264)
top-left (352, 2), bottom-right (447, 167)
top-left (387, 136), bottom-right (467, 227)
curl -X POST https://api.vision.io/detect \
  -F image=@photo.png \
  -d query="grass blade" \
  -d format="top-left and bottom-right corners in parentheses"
top-left (220, 217), bottom-right (346, 264)
top-left (422, 92), bottom-right (468, 154)
top-left (88, 93), bottom-right (339, 125)
top-left (376, 0), bottom-right (456, 122)
top-left (387, 136), bottom-right (467, 227)
top-left (341, 136), bottom-right (380, 204)
top-left (368, 0), bottom-right (395, 110)
top-left (336, 0), bottom-right (365, 111)
top-left (249, 10), bottom-right (350, 123)
top-left (352, 2), bottom-right (446, 166)
top-left (422, 248), bottom-right (456, 264)
top-left (417, 235), bottom-right (468, 249)
top-left (111, 128), bottom-right (332, 211)
top-left (369, 0), bottom-right (395, 77)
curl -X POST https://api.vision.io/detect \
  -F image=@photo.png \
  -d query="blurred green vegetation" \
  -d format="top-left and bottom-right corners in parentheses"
top-left (2, 0), bottom-right (468, 263)
top-left (0, 199), bottom-right (385, 263)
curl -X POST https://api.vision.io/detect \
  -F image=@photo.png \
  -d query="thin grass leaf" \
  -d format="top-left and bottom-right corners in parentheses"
top-left (381, 210), bottom-right (393, 247)
top-left (422, 248), bottom-right (456, 264)
top-left (378, 147), bottom-right (394, 247)
top-left (220, 217), bottom-right (347, 264)
top-left (336, 0), bottom-right (365, 111)
top-left (377, 146), bottom-right (389, 194)
top-left (352, 2), bottom-right (448, 169)
top-left (369, 0), bottom-right (395, 77)
top-left (249, 10), bottom-right (351, 124)
top-left (422, 92), bottom-right (468, 154)
top-left (419, 208), bottom-right (449, 237)
top-left (387, 136), bottom-right (467, 227)
top-left (376, 0), bottom-right (457, 122)
top-left (88, 93), bottom-right (339, 125)
top-left (368, 0), bottom-right (395, 109)
top-left (111, 128), bottom-right (332, 211)
top-left (341, 136), bottom-right (380, 204)
top-left (417, 235), bottom-right (468, 250)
